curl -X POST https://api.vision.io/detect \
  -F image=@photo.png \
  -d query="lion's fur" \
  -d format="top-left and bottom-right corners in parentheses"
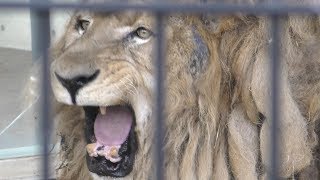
top-left (22, 1), bottom-right (320, 179)
top-left (220, 15), bottom-right (320, 178)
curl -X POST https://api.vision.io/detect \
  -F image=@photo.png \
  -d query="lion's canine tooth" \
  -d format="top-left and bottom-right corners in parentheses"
top-left (86, 143), bottom-right (97, 157)
top-left (100, 106), bottom-right (106, 115)
top-left (109, 146), bottom-right (119, 158)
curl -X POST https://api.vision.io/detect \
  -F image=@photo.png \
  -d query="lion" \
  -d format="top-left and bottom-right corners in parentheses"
top-left (24, 0), bottom-right (320, 179)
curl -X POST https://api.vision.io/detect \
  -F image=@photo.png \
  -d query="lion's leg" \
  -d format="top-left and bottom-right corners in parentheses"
top-left (228, 105), bottom-right (259, 180)
top-left (251, 50), bottom-right (312, 177)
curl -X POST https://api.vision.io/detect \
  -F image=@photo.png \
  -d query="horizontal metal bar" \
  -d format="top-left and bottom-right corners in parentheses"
top-left (0, 2), bottom-right (320, 14)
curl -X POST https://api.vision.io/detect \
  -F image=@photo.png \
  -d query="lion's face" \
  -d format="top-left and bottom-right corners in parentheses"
top-left (51, 11), bottom-right (157, 177)
top-left (50, 8), bottom-right (208, 178)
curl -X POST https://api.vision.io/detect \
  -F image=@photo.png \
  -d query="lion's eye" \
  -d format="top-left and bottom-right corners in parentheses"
top-left (76, 19), bottom-right (90, 35)
top-left (135, 27), bottom-right (152, 39)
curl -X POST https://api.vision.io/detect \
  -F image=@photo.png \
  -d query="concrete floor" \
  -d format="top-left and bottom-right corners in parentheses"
top-left (0, 47), bottom-right (40, 151)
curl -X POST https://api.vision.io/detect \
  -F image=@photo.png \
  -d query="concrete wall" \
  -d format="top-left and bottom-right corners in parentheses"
top-left (0, 10), bottom-right (32, 50)
top-left (0, 8), bottom-right (72, 51)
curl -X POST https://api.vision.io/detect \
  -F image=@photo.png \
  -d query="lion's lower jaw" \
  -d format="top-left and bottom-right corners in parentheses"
top-left (89, 146), bottom-right (152, 180)
top-left (90, 172), bottom-right (134, 180)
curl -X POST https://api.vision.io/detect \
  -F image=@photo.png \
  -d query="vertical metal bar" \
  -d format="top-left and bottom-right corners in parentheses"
top-left (30, 0), bottom-right (49, 61)
top-left (270, 15), bottom-right (280, 180)
top-left (33, 8), bottom-right (51, 180)
top-left (155, 13), bottom-right (165, 180)
top-left (30, 0), bottom-right (51, 179)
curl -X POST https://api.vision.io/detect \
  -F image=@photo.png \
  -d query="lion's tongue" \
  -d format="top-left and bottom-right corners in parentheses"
top-left (94, 106), bottom-right (133, 146)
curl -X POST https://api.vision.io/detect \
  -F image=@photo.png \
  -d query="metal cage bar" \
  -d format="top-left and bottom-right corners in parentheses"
top-left (270, 15), bottom-right (280, 180)
top-left (30, 0), bottom-right (49, 61)
top-left (36, 10), bottom-right (51, 180)
top-left (1, 2), bottom-right (320, 13)
top-left (0, 1), bottom-right (318, 180)
top-left (29, 9), bottom-right (52, 179)
top-left (154, 13), bottom-right (165, 180)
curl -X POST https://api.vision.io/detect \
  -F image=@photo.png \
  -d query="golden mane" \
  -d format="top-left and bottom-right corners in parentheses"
top-left (40, 5), bottom-right (320, 180)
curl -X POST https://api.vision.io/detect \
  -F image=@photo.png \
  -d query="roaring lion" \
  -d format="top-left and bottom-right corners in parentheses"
top-left (35, 0), bottom-right (320, 179)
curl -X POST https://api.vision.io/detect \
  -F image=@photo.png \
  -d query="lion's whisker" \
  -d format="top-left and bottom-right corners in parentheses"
top-left (123, 76), bottom-right (139, 95)
top-left (119, 78), bottom-right (136, 96)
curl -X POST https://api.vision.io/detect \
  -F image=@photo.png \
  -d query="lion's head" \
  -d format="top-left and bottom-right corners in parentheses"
top-left (51, 11), bottom-right (157, 177)
top-left (49, 1), bottom-right (320, 179)
top-left (50, 8), bottom-right (224, 179)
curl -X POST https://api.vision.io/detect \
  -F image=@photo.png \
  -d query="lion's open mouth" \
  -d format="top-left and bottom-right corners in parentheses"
top-left (83, 105), bottom-right (138, 177)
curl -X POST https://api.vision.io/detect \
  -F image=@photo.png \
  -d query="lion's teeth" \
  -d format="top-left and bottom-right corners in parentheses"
top-left (100, 106), bottom-right (106, 115)
top-left (109, 146), bottom-right (119, 158)
top-left (86, 143), bottom-right (97, 157)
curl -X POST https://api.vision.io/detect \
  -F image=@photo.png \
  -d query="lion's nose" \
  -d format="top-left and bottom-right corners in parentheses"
top-left (55, 70), bottom-right (100, 104)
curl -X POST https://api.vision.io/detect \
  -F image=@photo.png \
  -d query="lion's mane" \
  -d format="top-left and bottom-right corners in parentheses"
top-left (24, 1), bottom-right (320, 179)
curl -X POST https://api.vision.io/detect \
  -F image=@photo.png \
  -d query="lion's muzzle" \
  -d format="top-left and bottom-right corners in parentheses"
top-left (55, 70), bottom-right (100, 104)
top-left (54, 69), bottom-right (138, 177)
